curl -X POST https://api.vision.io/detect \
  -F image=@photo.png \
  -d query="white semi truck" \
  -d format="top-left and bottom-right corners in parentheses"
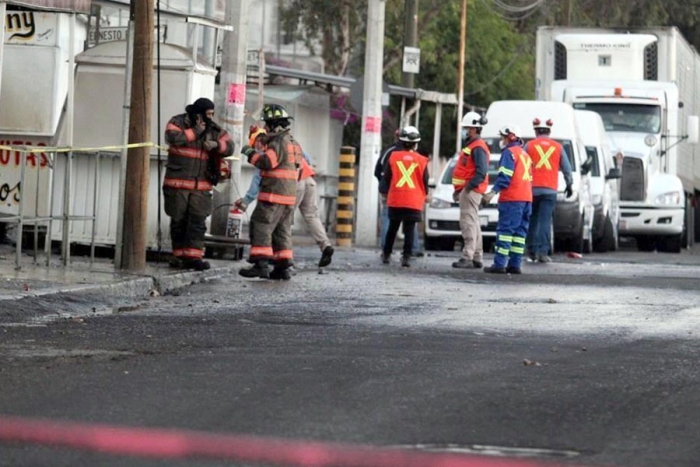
top-left (536, 26), bottom-right (700, 252)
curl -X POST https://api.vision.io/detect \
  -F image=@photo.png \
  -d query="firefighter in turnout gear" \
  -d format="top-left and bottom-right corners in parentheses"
top-left (452, 111), bottom-right (490, 270)
top-left (482, 125), bottom-right (533, 274)
top-left (379, 126), bottom-right (429, 268)
top-left (239, 104), bottom-right (303, 280)
top-left (524, 117), bottom-right (573, 263)
top-left (163, 97), bottom-right (234, 271)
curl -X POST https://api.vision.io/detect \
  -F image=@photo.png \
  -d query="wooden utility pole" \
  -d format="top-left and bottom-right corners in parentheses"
top-left (456, 0), bottom-right (467, 154)
top-left (121, 0), bottom-right (154, 271)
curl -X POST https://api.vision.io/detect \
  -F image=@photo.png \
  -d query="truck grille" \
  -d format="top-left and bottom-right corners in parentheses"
top-left (620, 157), bottom-right (645, 201)
top-left (644, 42), bottom-right (658, 81)
top-left (555, 41), bottom-right (567, 80)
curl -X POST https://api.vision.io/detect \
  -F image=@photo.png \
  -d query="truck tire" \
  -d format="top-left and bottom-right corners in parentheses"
top-left (593, 214), bottom-right (615, 253)
top-left (658, 234), bottom-right (682, 253)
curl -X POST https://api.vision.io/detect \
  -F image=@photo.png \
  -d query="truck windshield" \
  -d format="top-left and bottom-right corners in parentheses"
top-left (572, 103), bottom-right (661, 133)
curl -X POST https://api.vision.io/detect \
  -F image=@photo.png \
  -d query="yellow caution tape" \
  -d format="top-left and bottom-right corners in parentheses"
top-left (0, 142), bottom-right (240, 160)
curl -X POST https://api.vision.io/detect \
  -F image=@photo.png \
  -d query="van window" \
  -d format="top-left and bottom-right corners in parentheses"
top-left (440, 157), bottom-right (499, 185)
top-left (585, 146), bottom-right (601, 177)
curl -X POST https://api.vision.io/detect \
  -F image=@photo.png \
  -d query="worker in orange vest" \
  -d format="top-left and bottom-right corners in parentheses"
top-left (379, 126), bottom-right (429, 268)
top-left (482, 124), bottom-right (532, 274)
top-left (451, 111), bottom-right (490, 270)
top-left (524, 118), bottom-right (573, 263)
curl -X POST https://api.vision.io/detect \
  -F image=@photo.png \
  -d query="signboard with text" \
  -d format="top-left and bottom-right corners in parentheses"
top-left (4, 11), bottom-right (58, 46)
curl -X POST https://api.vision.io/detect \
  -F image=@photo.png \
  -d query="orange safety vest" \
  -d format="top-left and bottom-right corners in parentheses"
top-left (387, 150), bottom-right (429, 211)
top-left (299, 157), bottom-right (315, 180)
top-left (452, 138), bottom-right (490, 194)
top-left (498, 146), bottom-right (533, 203)
top-left (527, 137), bottom-right (562, 190)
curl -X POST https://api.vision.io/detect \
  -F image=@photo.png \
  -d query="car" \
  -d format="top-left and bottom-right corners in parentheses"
top-left (424, 153), bottom-right (500, 251)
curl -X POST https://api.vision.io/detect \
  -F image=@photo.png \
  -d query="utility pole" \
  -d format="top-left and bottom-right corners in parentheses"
top-left (355, 0), bottom-right (386, 247)
top-left (203, 0), bottom-right (215, 63)
top-left (121, 0), bottom-right (154, 271)
top-left (456, 0), bottom-right (467, 154)
top-left (401, 0), bottom-right (418, 90)
top-left (212, 0), bottom-right (250, 237)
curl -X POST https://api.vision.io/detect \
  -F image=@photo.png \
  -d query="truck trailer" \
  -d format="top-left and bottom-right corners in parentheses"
top-left (536, 26), bottom-right (700, 252)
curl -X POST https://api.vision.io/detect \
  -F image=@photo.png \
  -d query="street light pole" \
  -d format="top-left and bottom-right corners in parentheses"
top-left (355, 0), bottom-right (386, 247)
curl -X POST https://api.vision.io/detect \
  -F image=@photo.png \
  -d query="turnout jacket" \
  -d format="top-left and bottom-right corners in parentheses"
top-left (164, 113), bottom-right (234, 191)
top-left (248, 130), bottom-right (302, 205)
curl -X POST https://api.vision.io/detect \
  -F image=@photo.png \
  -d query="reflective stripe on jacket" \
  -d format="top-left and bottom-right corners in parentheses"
top-left (498, 146), bottom-right (533, 203)
top-left (387, 150), bottom-right (429, 211)
top-left (527, 137), bottom-right (562, 190)
top-left (249, 131), bottom-right (300, 206)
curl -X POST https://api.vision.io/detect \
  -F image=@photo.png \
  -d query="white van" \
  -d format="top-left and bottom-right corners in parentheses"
top-left (574, 110), bottom-right (622, 252)
top-left (482, 100), bottom-right (595, 253)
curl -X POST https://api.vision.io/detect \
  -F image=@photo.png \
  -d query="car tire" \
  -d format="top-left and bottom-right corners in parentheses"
top-left (658, 234), bottom-right (682, 253)
top-left (593, 214), bottom-right (615, 253)
top-left (424, 236), bottom-right (441, 251)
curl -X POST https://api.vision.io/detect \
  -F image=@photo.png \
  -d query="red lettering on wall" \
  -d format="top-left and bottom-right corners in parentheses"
top-left (0, 141), bottom-right (48, 168)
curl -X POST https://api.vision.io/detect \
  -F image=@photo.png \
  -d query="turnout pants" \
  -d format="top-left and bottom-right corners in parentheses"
top-left (493, 201), bottom-right (532, 269)
top-left (295, 177), bottom-right (331, 251)
top-left (249, 201), bottom-right (295, 268)
top-left (459, 189), bottom-right (484, 263)
top-left (163, 187), bottom-right (213, 259)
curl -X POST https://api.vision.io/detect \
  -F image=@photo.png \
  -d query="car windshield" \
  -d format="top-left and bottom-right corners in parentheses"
top-left (572, 103), bottom-right (661, 133)
top-left (483, 138), bottom-right (576, 170)
top-left (440, 158), bottom-right (500, 185)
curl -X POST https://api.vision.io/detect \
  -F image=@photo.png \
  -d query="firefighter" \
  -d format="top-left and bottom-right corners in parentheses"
top-left (481, 125), bottom-right (533, 274)
top-left (235, 126), bottom-right (334, 268)
top-left (163, 97), bottom-right (234, 271)
top-left (524, 118), bottom-right (573, 263)
top-left (451, 111), bottom-right (490, 269)
top-left (379, 126), bottom-right (429, 268)
top-left (238, 104), bottom-right (302, 280)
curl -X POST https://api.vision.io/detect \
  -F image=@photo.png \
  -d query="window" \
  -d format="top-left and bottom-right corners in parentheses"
top-left (572, 103), bottom-right (661, 134)
top-left (585, 146), bottom-right (601, 177)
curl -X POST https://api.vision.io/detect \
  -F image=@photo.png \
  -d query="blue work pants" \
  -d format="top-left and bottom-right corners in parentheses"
top-left (493, 201), bottom-right (532, 269)
top-left (526, 193), bottom-right (557, 256)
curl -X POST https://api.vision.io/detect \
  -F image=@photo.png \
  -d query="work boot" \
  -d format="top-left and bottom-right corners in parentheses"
top-left (318, 246), bottom-right (334, 268)
top-left (452, 258), bottom-right (475, 269)
top-left (401, 255), bottom-right (411, 268)
top-left (473, 260), bottom-right (483, 268)
top-left (269, 267), bottom-right (292, 280)
top-left (239, 262), bottom-right (270, 279)
top-left (182, 259), bottom-right (211, 271)
top-left (169, 257), bottom-right (183, 269)
top-left (381, 252), bottom-right (390, 264)
top-left (414, 250), bottom-right (425, 258)
top-left (527, 252), bottom-right (537, 262)
top-left (506, 266), bottom-right (522, 275)
top-left (483, 265), bottom-right (507, 274)
top-left (537, 253), bottom-right (552, 263)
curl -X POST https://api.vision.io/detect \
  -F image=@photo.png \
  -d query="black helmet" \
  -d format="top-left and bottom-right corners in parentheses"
top-left (260, 104), bottom-right (293, 122)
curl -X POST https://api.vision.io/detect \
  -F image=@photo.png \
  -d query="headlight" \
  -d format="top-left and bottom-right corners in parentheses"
top-left (591, 195), bottom-right (603, 206)
top-left (429, 197), bottom-right (452, 209)
top-left (655, 191), bottom-right (682, 206)
top-left (644, 134), bottom-right (658, 147)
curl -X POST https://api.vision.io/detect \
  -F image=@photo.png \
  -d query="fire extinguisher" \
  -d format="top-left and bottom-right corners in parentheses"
top-left (226, 207), bottom-right (243, 239)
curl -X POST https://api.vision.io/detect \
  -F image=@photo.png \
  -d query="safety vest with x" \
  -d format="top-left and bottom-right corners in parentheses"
top-left (534, 144), bottom-right (556, 170)
top-left (396, 161), bottom-right (418, 188)
top-left (520, 154), bottom-right (533, 181)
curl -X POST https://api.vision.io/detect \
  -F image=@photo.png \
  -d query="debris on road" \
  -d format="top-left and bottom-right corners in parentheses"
top-left (523, 359), bottom-right (542, 367)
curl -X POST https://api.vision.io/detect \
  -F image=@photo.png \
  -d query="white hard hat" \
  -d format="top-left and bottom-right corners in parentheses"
top-left (499, 124), bottom-right (522, 139)
top-left (399, 125), bottom-right (421, 142)
top-left (461, 111), bottom-right (487, 128)
top-left (533, 117), bottom-right (553, 129)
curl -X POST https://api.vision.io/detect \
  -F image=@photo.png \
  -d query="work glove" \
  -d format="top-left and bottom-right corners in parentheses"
top-left (452, 189), bottom-right (461, 203)
top-left (565, 184), bottom-right (573, 198)
top-left (219, 160), bottom-right (231, 179)
top-left (203, 140), bottom-right (219, 151)
top-left (234, 198), bottom-right (248, 212)
top-left (481, 191), bottom-right (496, 207)
top-left (241, 145), bottom-right (256, 159)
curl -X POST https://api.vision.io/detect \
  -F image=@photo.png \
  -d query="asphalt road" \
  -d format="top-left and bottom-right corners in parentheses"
top-left (1, 245), bottom-right (700, 467)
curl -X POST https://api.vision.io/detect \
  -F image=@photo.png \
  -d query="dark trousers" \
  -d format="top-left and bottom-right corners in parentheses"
top-left (163, 187), bottom-right (213, 259)
top-left (526, 193), bottom-right (557, 255)
top-left (383, 219), bottom-right (417, 258)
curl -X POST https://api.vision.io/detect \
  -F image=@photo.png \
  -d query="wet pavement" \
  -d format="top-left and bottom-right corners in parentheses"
top-left (0, 239), bottom-right (700, 467)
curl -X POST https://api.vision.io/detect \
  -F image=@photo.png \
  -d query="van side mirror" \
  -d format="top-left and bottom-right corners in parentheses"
top-left (605, 167), bottom-right (622, 180)
top-left (687, 115), bottom-right (699, 145)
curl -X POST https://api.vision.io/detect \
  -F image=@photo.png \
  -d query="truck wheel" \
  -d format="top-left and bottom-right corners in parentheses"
top-left (593, 214), bottom-right (615, 253)
top-left (658, 234), bottom-right (682, 253)
top-left (636, 237), bottom-right (656, 252)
